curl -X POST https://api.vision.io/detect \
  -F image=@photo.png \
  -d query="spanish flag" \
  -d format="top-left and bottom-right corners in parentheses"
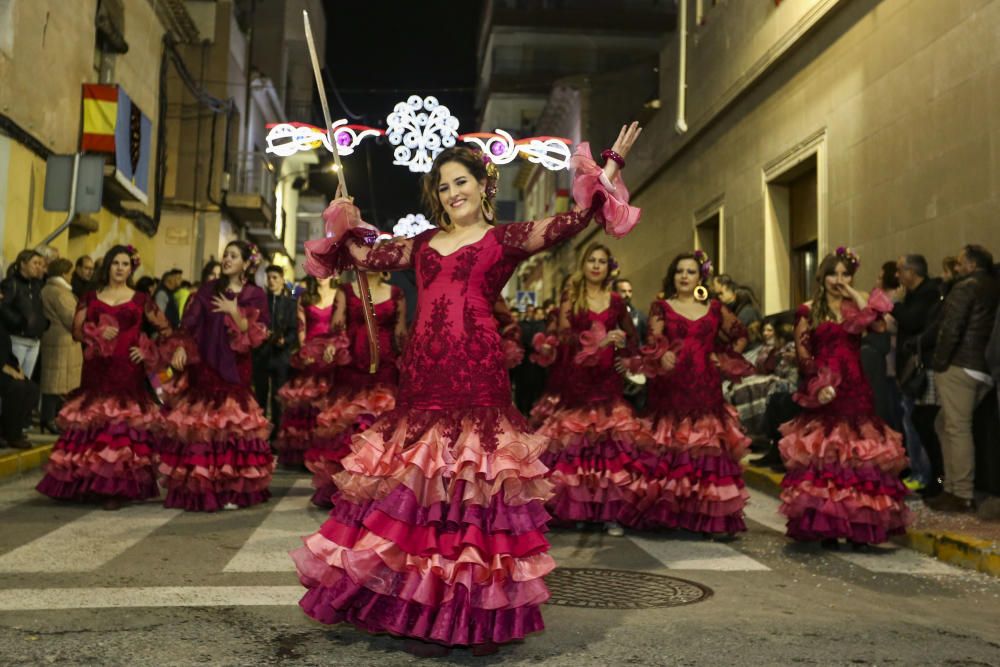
top-left (81, 84), bottom-right (118, 153)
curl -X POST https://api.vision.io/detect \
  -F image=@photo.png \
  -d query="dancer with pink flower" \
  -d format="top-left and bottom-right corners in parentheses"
top-left (37, 245), bottom-right (169, 510)
top-left (625, 250), bottom-right (753, 536)
top-left (778, 248), bottom-right (910, 548)
top-left (292, 122), bottom-right (642, 655)
top-left (158, 240), bottom-right (275, 511)
top-left (535, 242), bottom-right (648, 536)
top-left (305, 271), bottom-right (404, 507)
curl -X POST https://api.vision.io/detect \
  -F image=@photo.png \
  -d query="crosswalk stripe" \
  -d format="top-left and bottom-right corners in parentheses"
top-left (0, 586), bottom-right (303, 610)
top-left (223, 479), bottom-right (323, 573)
top-left (626, 534), bottom-right (771, 571)
top-left (0, 504), bottom-right (181, 573)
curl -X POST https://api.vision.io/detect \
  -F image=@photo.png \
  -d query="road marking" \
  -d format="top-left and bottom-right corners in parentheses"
top-left (223, 479), bottom-right (324, 572)
top-left (627, 534), bottom-right (771, 571)
top-left (0, 586), bottom-right (303, 610)
top-left (0, 504), bottom-right (181, 573)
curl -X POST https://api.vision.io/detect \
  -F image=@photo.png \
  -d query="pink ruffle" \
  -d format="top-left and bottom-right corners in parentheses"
top-left (278, 375), bottom-right (335, 406)
top-left (778, 414), bottom-right (907, 473)
top-left (646, 406), bottom-right (750, 462)
top-left (793, 366), bottom-right (842, 409)
top-left (159, 332), bottom-right (200, 367)
top-left (573, 321), bottom-right (607, 366)
top-left (294, 332), bottom-right (351, 370)
top-left (529, 333), bottom-right (558, 367)
top-left (314, 385), bottom-right (397, 437)
top-left (135, 333), bottom-right (162, 372)
top-left (81, 314), bottom-right (118, 359)
top-left (57, 394), bottom-right (162, 433)
top-left (624, 337), bottom-right (679, 378)
top-left (570, 142), bottom-right (641, 238)
top-left (715, 349), bottom-right (756, 382)
top-left (537, 400), bottom-right (652, 445)
top-left (779, 479), bottom-right (910, 544)
top-left (161, 393), bottom-right (271, 444)
top-left (226, 307), bottom-right (267, 353)
top-left (303, 198), bottom-right (380, 277)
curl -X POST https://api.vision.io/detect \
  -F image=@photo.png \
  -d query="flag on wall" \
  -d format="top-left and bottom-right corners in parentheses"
top-left (81, 83), bottom-right (153, 197)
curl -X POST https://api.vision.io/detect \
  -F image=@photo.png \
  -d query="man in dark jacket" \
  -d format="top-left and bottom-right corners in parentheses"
top-left (0, 249), bottom-right (48, 379)
top-left (254, 265), bottom-right (298, 433)
top-left (71, 255), bottom-right (96, 298)
top-left (614, 278), bottom-right (647, 343)
top-left (0, 319), bottom-right (40, 449)
top-left (893, 254), bottom-right (944, 494)
top-left (929, 244), bottom-right (1000, 512)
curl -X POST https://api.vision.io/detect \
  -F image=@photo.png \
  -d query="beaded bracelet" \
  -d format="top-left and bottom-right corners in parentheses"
top-left (601, 149), bottom-right (626, 170)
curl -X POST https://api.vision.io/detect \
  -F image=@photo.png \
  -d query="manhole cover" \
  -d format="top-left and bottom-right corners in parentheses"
top-left (544, 568), bottom-right (712, 609)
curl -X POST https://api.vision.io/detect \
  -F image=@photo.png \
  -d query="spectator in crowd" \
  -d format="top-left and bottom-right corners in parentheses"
top-left (134, 276), bottom-right (157, 296)
top-left (71, 255), bottom-right (96, 298)
top-left (893, 254), bottom-right (944, 495)
top-left (0, 249), bottom-right (48, 378)
top-left (154, 269), bottom-right (183, 327)
top-left (941, 256), bottom-right (960, 295)
top-left (201, 260), bottom-right (222, 285)
top-left (614, 277), bottom-right (647, 342)
top-left (33, 244), bottom-right (59, 270)
top-left (717, 280), bottom-right (763, 329)
top-left (39, 258), bottom-right (81, 435)
top-left (859, 260), bottom-right (901, 428)
top-left (929, 244), bottom-right (1000, 512)
top-left (174, 280), bottom-right (193, 318)
top-left (253, 265), bottom-right (297, 430)
top-left (711, 273), bottom-right (734, 300)
top-left (0, 318), bottom-right (39, 449)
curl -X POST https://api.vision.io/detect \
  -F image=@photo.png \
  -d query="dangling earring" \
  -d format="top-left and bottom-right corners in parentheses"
top-left (481, 193), bottom-right (495, 222)
top-left (694, 285), bottom-right (709, 302)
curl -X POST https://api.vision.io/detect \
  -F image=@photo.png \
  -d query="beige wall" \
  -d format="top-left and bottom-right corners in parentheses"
top-left (589, 0), bottom-right (1000, 314)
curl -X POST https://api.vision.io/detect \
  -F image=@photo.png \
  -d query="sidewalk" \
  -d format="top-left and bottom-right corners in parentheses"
top-left (0, 433), bottom-right (56, 479)
top-left (742, 457), bottom-right (1000, 578)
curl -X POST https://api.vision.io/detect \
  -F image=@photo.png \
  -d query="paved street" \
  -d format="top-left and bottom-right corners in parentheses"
top-left (0, 470), bottom-right (998, 666)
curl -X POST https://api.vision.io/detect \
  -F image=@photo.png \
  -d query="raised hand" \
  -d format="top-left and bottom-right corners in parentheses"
top-left (603, 121), bottom-right (643, 182)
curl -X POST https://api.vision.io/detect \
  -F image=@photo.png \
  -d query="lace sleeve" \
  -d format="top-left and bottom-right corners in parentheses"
top-left (647, 300), bottom-right (665, 342)
top-left (392, 286), bottom-right (408, 353)
top-left (794, 305), bottom-right (818, 377)
top-left (72, 295), bottom-right (89, 343)
top-left (346, 236), bottom-right (415, 272)
top-left (718, 303), bottom-right (748, 354)
top-left (498, 210), bottom-right (592, 260)
top-left (296, 301), bottom-right (307, 345)
top-left (557, 292), bottom-right (575, 347)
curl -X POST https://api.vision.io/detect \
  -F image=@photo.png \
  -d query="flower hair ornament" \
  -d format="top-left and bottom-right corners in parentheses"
top-left (246, 242), bottom-right (263, 273)
top-left (692, 249), bottom-right (712, 302)
top-left (124, 244), bottom-right (141, 269)
top-left (835, 246), bottom-right (860, 272)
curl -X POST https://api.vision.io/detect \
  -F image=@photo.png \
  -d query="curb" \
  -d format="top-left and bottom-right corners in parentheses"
top-left (0, 443), bottom-right (53, 480)
top-left (741, 460), bottom-right (1000, 579)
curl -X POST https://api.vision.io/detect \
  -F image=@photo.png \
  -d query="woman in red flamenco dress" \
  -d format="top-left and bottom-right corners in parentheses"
top-left (158, 240), bottom-right (275, 511)
top-left (37, 245), bottom-right (169, 510)
top-left (627, 251), bottom-right (752, 536)
top-left (535, 242), bottom-right (647, 537)
top-left (778, 249), bottom-right (910, 548)
top-left (291, 122), bottom-right (642, 655)
top-left (274, 275), bottom-right (345, 468)
top-left (306, 271), bottom-right (405, 507)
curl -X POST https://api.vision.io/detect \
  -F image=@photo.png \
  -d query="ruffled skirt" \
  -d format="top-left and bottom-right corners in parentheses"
top-left (291, 405), bottom-right (553, 647)
top-left (778, 413), bottom-right (910, 543)
top-left (36, 391), bottom-right (162, 502)
top-left (536, 399), bottom-right (651, 525)
top-left (158, 383), bottom-right (275, 511)
top-left (528, 392), bottom-right (561, 429)
top-left (305, 384), bottom-right (397, 507)
top-left (274, 371), bottom-right (335, 467)
top-left (626, 405), bottom-right (750, 534)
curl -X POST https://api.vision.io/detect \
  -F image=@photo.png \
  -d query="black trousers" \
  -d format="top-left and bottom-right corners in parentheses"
top-left (253, 358), bottom-right (289, 427)
top-left (41, 394), bottom-right (64, 426)
top-left (912, 405), bottom-right (943, 483)
top-left (0, 373), bottom-right (40, 442)
top-left (762, 391), bottom-right (802, 444)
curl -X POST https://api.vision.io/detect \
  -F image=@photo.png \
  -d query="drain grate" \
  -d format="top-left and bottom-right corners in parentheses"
top-left (544, 568), bottom-right (712, 609)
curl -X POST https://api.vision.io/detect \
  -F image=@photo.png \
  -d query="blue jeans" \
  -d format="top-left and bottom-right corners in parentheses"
top-left (901, 392), bottom-right (932, 485)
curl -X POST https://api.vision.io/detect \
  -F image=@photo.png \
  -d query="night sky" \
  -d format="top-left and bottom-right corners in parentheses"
top-left (318, 2), bottom-right (482, 231)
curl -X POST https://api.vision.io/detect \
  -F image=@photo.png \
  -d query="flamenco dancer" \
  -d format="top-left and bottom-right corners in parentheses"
top-left (536, 243), bottom-right (646, 536)
top-left (37, 245), bottom-right (169, 510)
top-left (778, 249), bottom-right (910, 548)
top-left (274, 275), bottom-right (345, 468)
top-left (306, 270), bottom-right (405, 507)
top-left (159, 240), bottom-right (275, 511)
top-left (291, 122), bottom-right (642, 655)
top-left (626, 251), bottom-right (752, 536)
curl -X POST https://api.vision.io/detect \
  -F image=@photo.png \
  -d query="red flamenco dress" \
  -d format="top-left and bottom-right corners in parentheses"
top-left (275, 298), bottom-right (346, 467)
top-left (158, 280), bottom-right (276, 511)
top-left (536, 292), bottom-right (648, 524)
top-left (629, 299), bottom-right (752, 534)
top-left (306, 283), bottom-right (403, 507)
top-left (292, 143), bottom-right (639, 648)
top-left (37, 291), bottom-right (169, 502)
top-left (778, 292), bottom-right (910, 544)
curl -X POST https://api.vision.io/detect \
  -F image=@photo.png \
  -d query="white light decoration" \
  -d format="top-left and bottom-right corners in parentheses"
top-left (461, 130), bottom-right (572, 171)
top-left (265, 121), bottom-right (382, 157)
top-left (385, 95), bottom-right (459, 173)
top-left (393, 213), bottom-right (435, 239)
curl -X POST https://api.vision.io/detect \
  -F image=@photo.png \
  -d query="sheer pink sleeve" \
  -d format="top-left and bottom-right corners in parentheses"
top-left (304, 198), bottom-right (414, 275)
top-left (498, 210), bottom-right (592, 260)
top-left (717, 303), bottom-right (748, 354)
top-left (345, 236), bottom-right (416, 272)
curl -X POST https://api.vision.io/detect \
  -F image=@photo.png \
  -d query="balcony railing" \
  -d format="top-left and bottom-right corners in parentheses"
top-left (226, 151), bottom-right (275, 225)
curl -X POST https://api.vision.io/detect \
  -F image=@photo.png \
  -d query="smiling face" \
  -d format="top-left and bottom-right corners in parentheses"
top-left (107, 252), bottom-right (133, 286)
top-left (221, 244), bottom-right (248, 278)
top-left (583, 248), bottom-right (610, 286)
top-left (674, 258), bottom-right (701, 296)
top-left (436, 161), bottom-right (485, 226)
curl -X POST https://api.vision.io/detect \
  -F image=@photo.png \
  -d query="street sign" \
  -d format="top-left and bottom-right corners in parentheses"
top-left (516, 290), bottom-right (537, 312)
top-left (43, 154), bottom-right (105, 213)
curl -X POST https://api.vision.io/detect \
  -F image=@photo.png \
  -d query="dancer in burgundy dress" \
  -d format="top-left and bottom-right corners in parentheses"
top-left (306, 272), bottom-right (404, 507)
top-left (628, 252), bottom-right (753, 536)
top-left (275, 276), bottom-right (344, 467)
top-left (37, 245), bottom-right (169, 510)
top-left (536, 242), bottom-right (646, 536)
top-left (292, 122), bottom-right (642, 654)
top-left (779, 249), bottom-right (910, 547)
top-left (159, 240), bottom-right (275, 511)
